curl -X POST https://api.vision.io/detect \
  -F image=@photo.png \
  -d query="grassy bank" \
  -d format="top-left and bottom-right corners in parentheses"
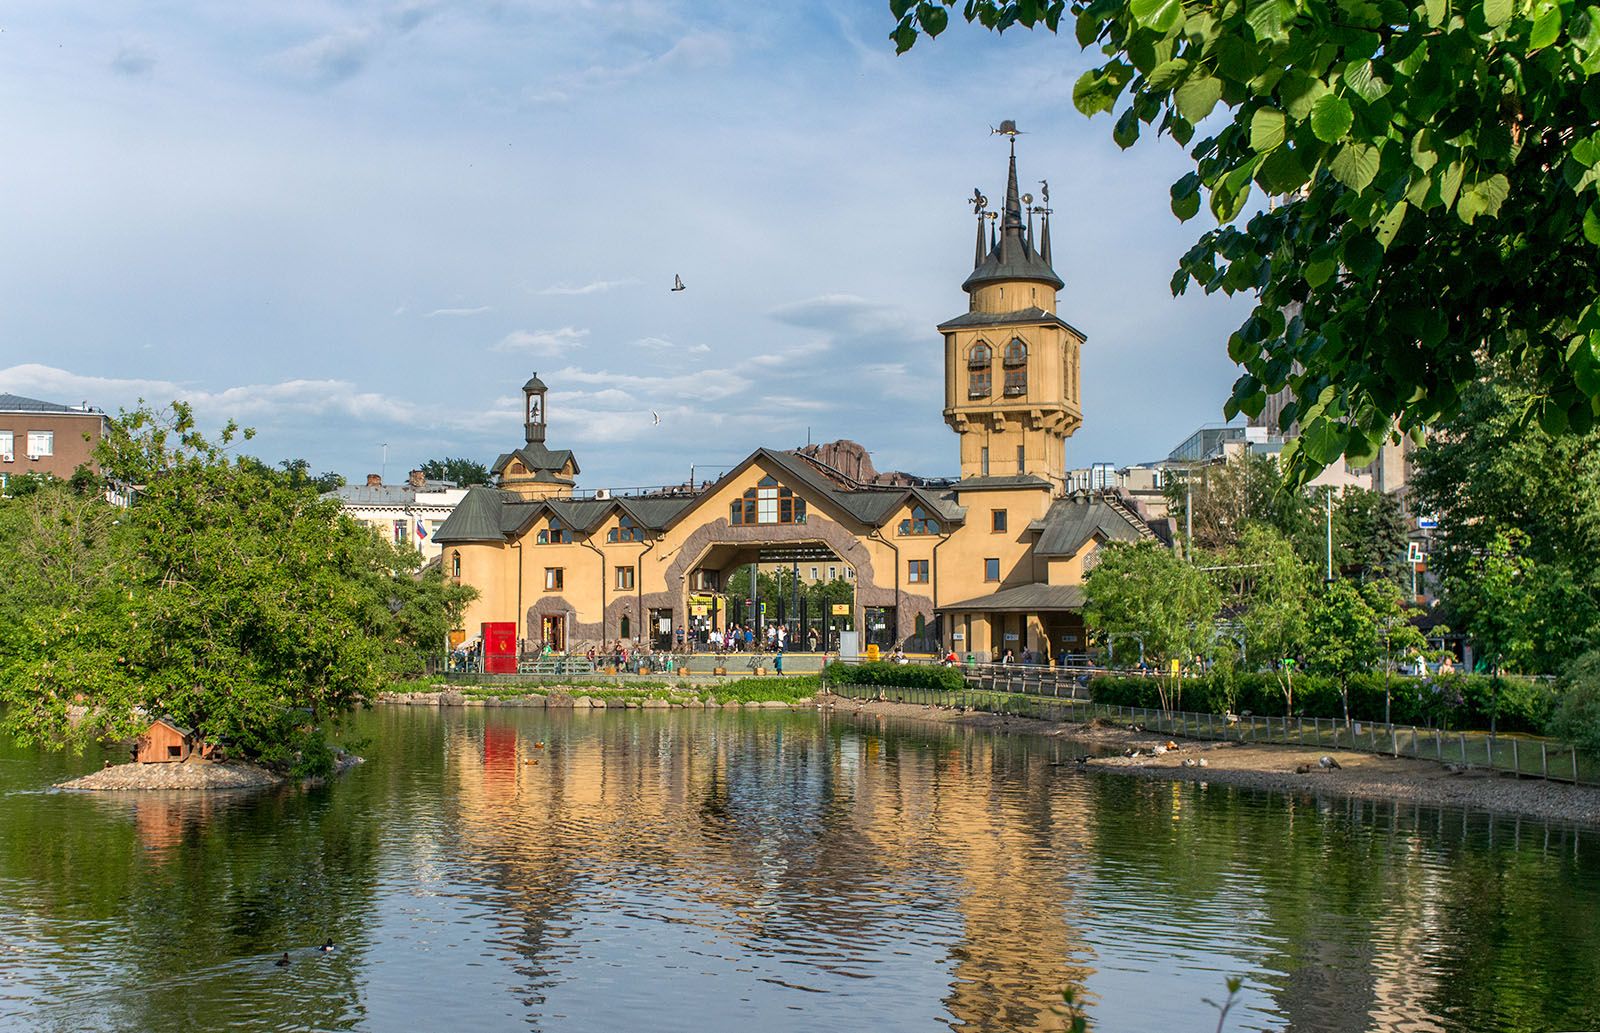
top-left (384, 674), bottom-right (821, 706)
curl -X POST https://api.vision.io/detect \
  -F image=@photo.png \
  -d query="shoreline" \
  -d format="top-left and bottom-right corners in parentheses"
top-left (827, 696), bottom-right (1600, 827)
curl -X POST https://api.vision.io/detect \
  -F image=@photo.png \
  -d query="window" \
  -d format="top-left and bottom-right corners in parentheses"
top-left (620, 615), bottom-right (631, 639)
top-left (1003, 338), bottom-right (1027, 395)
top-left (392, 519), bottom-right (407, 544)
top-left (26, 431), bottom-right (53, 457)
top-left (0, 431), bottom-right (12, 460)
top-left (451, 551), bottom-right (461, 578)
top-left (897, 505), bottom-right (942, 536)
top-left (968, 342), bottom-right (992, 398)
top-left (845, 568), bottom-right (854, 579)
top-left (607, 515), bottom-right (645, 542)
top-left (984, 558), bottom-right (1001, 582)
top-left (828, 566), bottom-right (837, 581)
top-left (730, 476), bottom-right (806, 525)
top-left (692, 569), bottom-right (719, 591)
top-left (810, 566), bottom-right (819, 580)
top-left (544, 567), bottom-right (564, 591)
top-left (908, 559), bottom-right (929, 583)
top-left (981, 447), bottom-right (990, 477)
top-left (536, 516), bottom-right (572, 545)
top-left (992, 510), bottom-right (1007, 533)
top-left (615, 566), bottom-right (635, 590)
top-left (1017, 445), bottom-right (1025, 472)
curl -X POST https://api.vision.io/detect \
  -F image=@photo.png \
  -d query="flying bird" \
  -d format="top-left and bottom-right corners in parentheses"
top-left (671, 274), bottom-right (686, 292)
top-left (651, 411), bottom-right (661, 426)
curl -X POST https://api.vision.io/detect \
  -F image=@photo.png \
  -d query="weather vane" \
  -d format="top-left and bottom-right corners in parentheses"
top-left (969, 187), bottom-right (988, 215)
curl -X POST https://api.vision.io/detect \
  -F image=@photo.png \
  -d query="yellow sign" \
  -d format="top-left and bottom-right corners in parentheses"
top-left (1169, 658), bottom-right (1181, 675)
top-left (831, 604), bottom-right (850, 616)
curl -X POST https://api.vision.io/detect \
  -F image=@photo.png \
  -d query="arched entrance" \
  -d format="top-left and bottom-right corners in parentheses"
top-left (688, 540), bottom-right (858, 653)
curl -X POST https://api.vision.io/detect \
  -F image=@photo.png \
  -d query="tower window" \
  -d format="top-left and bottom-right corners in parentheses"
top-left (967, 343), bottom-right (992, 398)
top-left (1003, 338), bottom-right (1027, 396)
top-left (1017, 444), bottom-right (1026, 472)
top-left (984, 558), bottom-right (1001, 582)
top-left (981, 447), bottom-right (990, 477)
top-left (992, 510), bottom-right (1008, 533)
top-left (451, 551), bottom-right (461, 578)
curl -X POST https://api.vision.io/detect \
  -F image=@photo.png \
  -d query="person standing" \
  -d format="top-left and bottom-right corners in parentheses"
top-left (773, 650), bottom-right (784, 676)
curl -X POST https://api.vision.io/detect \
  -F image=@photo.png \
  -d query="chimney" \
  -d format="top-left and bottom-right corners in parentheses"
top-left (408, 469), bottom-right (426, 489)
top-left (366, 473), bottom-right (382, 487)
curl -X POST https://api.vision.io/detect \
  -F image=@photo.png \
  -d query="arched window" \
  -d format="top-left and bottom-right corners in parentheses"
top-left (968, 342), bottom-right (992, 399)
top-left (536, 516), bottom-right (571, 545)
top-left (897, 505), bottom-right (941, 536)
top-left (620, 614), bottom-right (631, 639)
top-left (1003, 337), bottom-right (1027, 396)
top-left (451, 551), bottom-right (461, 578)
top-left (607, 515), bottom-right (644, 542)
top-left (730, 476), bottom-right (807, 525)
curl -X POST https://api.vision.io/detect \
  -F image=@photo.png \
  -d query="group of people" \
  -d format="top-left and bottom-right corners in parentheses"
top-left (703, 623), bottom-right (822, 654)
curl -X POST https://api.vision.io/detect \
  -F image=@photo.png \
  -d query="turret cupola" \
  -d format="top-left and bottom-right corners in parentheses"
top-left (939, 123), bottom-right (1086, 493)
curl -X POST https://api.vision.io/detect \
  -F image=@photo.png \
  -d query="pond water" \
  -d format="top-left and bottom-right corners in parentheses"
top-left (2, 706), bottom-right (1597, 1032)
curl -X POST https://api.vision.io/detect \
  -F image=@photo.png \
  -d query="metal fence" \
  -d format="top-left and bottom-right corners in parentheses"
top-left (824, 681), bottom-right (1600, 787)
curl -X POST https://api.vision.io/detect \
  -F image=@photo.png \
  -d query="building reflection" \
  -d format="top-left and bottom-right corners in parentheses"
top-left (441, 708), bottom-right (1096, 1031)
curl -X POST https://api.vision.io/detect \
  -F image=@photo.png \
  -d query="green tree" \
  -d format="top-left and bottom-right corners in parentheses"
top-left (891, 0), bottom-right (1600, 482)
top-left (1333, 486), bottom-right (1410, 585)
top-left (1084, 540), bottom-right (1222, 709)
top-left (1548, 648), bottom-right (1600, 753)
top-left (1411, 377), bottom-right (1600, 670)
top-left (273, 457), bottom-right (346, 493)
top-left (0, 402), bottom-right (471, 774)
top-left (1166, 450), bottom-right (1313, 552)
top-left (1303, 579), bottom-right (1383, 728)
top-left (1226, 524), bottom-right (1312, 715)
top-left (419, 456), bottom-right (490, 487)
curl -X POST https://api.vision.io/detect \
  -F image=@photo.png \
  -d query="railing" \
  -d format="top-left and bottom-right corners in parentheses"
top-left (518, 657), bottom-right (596, 676)
top-left (822, 682), bottom-right (1600, 786)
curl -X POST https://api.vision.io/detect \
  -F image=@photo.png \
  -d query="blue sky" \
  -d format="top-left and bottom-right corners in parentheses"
top-left (0, 1), bottom-right (1253, 487)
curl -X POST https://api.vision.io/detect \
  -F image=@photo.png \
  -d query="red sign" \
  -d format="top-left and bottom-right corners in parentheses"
top-left (482, 621), bottom-right (518, 673)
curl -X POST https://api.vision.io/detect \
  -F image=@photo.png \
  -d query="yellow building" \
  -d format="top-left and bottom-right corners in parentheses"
top-left (434, 137), bottom-right (1161, 660)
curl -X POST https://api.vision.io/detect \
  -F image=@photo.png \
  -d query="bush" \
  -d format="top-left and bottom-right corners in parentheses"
top-left (1548, 650), bottom-right (1600, 754)
top-left (824, 661), bottom-right (965, 692)
top-left (1088, 669), bottom-right (1551, 732)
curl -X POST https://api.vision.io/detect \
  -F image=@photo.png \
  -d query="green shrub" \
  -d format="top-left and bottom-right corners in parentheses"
top-left (706, 675), bottom-right (821, 703)
top-left (1548, 651), bottom-right (1600, 754)
top-left (1088, 669), bottom-right (1551, 732)
top-left (824, 661), bottom-right (965, 692)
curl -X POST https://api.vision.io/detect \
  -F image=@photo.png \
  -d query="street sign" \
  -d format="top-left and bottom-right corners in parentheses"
top-left (1417, 515), bottom-right (1439, 529)
top-left (831, 603), bottom-right (850, 616)
top-left (1407, 542), bottom-right (1424, 563)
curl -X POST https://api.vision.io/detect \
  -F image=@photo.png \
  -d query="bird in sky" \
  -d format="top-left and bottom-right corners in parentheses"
top-left (671, 274), bottom-right (686, 292)
top-left (651, 411), bottom-right (661, 426)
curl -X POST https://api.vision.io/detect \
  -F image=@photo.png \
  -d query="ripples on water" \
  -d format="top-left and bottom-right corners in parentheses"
top-left (1, 707), bottom-right (1597, 1033)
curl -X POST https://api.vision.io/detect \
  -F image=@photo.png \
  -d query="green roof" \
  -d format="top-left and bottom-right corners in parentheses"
top-left (432, 486), bottom-right (513, 543)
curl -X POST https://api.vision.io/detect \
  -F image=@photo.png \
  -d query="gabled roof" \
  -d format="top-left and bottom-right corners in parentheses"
top-left (936, 306), bottom-right (1087, 341)
top-left (942, 582), bottom-right (1085, 612)
top-left (617, 495), bottom-right (696, 529)
top-left (432, 486), bottom-right (514, 543)
top-left (149, 715), bottom-right (194, 738)
top-left (491, 443), bottom-right (579, 478)
top-left (1033, 494), bottom-right (1151, 557)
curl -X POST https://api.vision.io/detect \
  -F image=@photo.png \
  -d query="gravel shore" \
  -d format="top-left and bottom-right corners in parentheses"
top-left (828, 695), bottom-right (1600, 827)
top-left (59, 761), bottom-right (284, 791)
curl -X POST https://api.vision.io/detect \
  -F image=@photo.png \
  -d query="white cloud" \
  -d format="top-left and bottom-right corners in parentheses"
top-left (274, 28), bottom-right (376, 85)
top-left (493, 327), bottom-right (589, 353)
top-left (537, 278), bottom-right (637, 296)
top-left (110, 41), bottom-right (156, 78)
top-left (424, 306), bottom-right (491, 318)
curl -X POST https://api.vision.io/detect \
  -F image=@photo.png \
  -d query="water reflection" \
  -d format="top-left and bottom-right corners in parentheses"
top-left (1, 707), bottom-right (1597, 1033)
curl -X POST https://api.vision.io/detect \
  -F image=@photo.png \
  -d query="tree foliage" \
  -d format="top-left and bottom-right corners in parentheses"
top-left (0, 403), bottom-right (475, 774)
top-left (891, 0), bottom-right (1600, 482)
top-left (419, 456), bottom-right (490, 487)
top-left (1083, 540), bottom-right (1222, 708)
top-left (1224, 524), bottom-right (1312, 713)
top-left (1411, 377), bottom-right (1600, 670)
top-left (1548, 648), bottom-right (1600, 751)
